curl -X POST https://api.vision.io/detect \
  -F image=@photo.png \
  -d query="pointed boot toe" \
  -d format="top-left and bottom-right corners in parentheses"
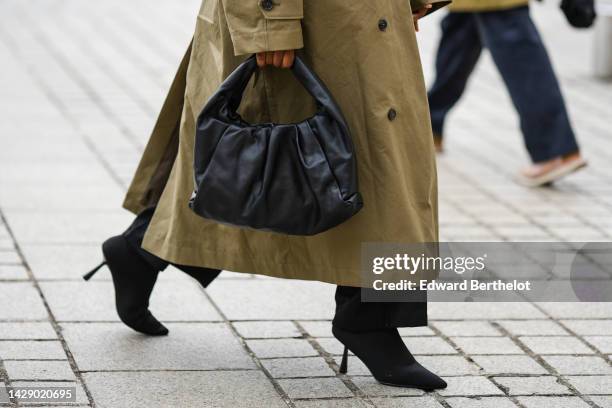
top-left (374, 361), bottom-right (446, 390)
top-left (402, 362), bottom-right (447, 390)
top-left (118, 309), bottom-right (169, 336)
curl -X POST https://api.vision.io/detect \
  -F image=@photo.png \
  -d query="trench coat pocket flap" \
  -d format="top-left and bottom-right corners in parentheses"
top-left (198, 0), bottom-right (218, 24)
top-left (260, 0), bottom-right (304, 20)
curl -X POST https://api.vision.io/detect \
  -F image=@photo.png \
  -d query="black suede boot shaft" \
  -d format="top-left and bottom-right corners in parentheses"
top-left (102, 235), bottom-right (168, 336)
top-left (123, 207), bottom-right (222, 287)
top-left (333, 326), bottom-right (447, 390)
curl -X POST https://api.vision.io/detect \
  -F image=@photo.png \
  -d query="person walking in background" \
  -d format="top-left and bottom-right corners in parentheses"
top-left (427, 0), bottom-right (587, 187)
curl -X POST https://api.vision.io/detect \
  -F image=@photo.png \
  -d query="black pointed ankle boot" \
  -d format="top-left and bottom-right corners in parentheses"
top-left (333, 326), bottom-right (447, 391)
top-left (83, 235), bottom-right (168, 336)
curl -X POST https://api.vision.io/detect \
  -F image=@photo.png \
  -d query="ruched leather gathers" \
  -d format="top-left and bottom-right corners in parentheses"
top-left (189, 55), bottom-right (363, 236)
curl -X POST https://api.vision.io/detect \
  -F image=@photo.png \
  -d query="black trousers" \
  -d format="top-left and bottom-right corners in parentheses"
top-left (124, 208), bottom-right (427, 331)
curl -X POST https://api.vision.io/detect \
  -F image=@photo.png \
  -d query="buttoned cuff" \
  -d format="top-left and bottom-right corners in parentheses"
top-left (231, 19), bottom-right (304, 56)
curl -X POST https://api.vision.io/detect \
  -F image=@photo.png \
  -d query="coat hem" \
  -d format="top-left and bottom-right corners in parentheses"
top-left (141, 231), bottom-right (366, 287)
top-left (449, 0), bottom-right (528, 12)
top-left (123, 193), bottom-right (143, 216)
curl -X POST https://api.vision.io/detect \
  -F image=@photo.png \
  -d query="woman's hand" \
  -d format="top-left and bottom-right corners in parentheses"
top-left (413, 4), bottom-right (432, 32)
top-left (256, 50), bottom-right (295, 68)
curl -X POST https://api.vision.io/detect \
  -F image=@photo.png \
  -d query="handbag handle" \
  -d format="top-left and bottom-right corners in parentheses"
top-left (213, 55), bottom-right (348, 129)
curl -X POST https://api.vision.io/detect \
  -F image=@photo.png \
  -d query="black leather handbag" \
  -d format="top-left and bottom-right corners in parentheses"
top-left (189, 55), bottom-right (363, 236)
top-left (561, 0), bottom-right (597, 28)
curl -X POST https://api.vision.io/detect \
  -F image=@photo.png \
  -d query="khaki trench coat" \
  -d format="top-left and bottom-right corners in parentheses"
top-left (123, 0), bottom-right (443, 287)
top-left (449, 0), bottom-right (528, 12)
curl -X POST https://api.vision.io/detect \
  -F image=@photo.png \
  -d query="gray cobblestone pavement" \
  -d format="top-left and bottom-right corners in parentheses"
top-left (1, 1), bottom-right (611, 407)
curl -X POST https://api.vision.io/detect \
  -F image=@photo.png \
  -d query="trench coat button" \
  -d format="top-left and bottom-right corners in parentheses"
top-left (387, 108), bottom-right (397, 121)
top-left (378, 19), bottom-right (388, 32)
top-left (261, 0), bottom-right (274, 11)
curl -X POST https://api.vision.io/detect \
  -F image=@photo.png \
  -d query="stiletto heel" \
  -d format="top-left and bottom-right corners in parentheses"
top-left (83, 260), bottom-right (106, 281)
top-left (339, 346), bottom-right (348, 374)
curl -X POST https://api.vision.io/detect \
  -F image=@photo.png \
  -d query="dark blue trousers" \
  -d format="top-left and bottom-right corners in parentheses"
top-left (427, 6), bottom-right (579, 162)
